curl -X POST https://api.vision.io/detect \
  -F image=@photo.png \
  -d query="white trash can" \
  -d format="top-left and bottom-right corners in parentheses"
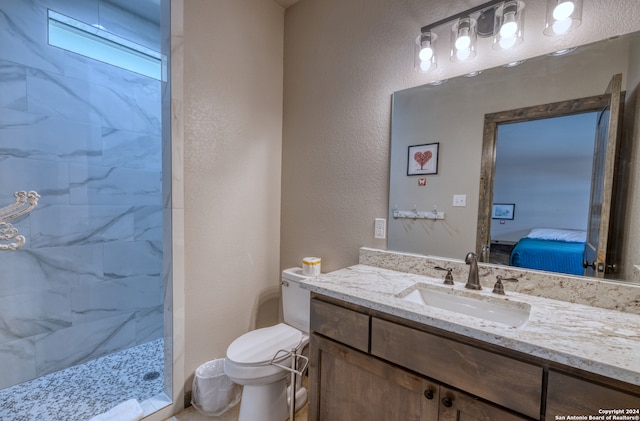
top-left (191, 358), bottom-right (241, 416)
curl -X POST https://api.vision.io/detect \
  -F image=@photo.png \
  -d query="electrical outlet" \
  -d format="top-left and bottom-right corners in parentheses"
top-left (374, 218), bottom-right (386, 239)
top-left (453, 194), bottom-right (467, 207)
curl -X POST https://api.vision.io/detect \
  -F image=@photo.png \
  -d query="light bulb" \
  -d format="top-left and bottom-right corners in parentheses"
top-left (419, 46), bottom-right (433, 62)
top-left (553, 1), bottom-right (575, 21)
top-left (500, 13), bottom-right (518, 38)
top-left (456, 48), bottom-right (471, 61)
top-left (455, 18), bottom-right (472, 51)
top-left (455, 32), bottom-right (471, 51)
top-left (552, 17), bottom-right (572, 34)
top-left (500, 21), bottom-right (518, 38)
top-left (499, 35), bottom-right (517, 49)
top-left (420, 60), bottom-right (432, 72)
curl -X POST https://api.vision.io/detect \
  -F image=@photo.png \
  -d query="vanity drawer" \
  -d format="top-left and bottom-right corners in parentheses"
top-left (370, 317), bottom-right (542, 419)
top-left (310, 298), bottom-right (370, 353)
top-left (546, 371), bottom-right (640, 417)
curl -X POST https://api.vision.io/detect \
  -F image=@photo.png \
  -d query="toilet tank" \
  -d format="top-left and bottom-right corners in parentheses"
top-left (281, 267), bottom-right (312, 333)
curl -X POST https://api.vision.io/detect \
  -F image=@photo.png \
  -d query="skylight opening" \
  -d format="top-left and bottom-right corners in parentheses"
top-left (47, 10), bottom-right (163, 81)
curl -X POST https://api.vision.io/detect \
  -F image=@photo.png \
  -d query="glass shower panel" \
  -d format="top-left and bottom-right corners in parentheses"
top-left (0, 0), bottom-right (164, 405)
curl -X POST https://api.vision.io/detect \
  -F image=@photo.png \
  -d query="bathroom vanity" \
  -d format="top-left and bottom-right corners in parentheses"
top-left (300, 249), bottom-right (640, 421)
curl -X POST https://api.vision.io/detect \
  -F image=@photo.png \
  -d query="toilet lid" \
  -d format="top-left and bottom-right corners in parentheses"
top-left (227, 323), bottom-right (304, 365)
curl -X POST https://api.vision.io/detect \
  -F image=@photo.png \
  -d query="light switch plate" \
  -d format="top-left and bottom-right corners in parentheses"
top-left (374, 218), bottom-right (386, 239)
top-left (453, 195), bottom-right (466, 207)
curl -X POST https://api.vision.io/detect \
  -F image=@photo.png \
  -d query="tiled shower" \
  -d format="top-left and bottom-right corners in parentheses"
top-left (0, 0), bottom-right (164, 405)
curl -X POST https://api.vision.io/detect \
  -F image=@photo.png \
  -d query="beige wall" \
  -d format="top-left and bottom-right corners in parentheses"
top-left (180, 0), bottom-right (284, 395)
top-left (281, 0), bottom-right (640, 273)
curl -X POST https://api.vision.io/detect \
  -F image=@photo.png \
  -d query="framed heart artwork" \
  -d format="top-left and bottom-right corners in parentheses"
top-left (407, 143), bottom-right (439, 176)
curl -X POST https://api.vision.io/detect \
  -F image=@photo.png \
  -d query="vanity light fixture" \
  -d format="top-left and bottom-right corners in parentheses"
top-left (543, 0), bottom-right (583, 35)
top-left (415, 0), bottom-right (583, 74)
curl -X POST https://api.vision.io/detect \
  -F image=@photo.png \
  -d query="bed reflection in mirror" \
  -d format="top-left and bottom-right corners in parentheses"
top-left (489, 113), bottom-right (598, 276)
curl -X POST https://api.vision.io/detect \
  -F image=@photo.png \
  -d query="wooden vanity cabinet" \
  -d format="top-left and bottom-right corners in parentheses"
top-left (310, 332), bottom-right (529, 421)
top-left (309, 297), bottom-right (534, 421)
top-left (309, 296), bottom-right (640, 421)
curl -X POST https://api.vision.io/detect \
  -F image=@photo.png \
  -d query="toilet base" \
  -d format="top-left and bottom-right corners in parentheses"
top-left (287, 381), bottom-right (308, 412)
top-left (238, 378), bottom-right (288, 421)
top-left (236, 378), bottom-right (308, 421)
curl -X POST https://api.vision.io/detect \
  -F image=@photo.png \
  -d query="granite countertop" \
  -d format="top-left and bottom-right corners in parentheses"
top-left (299, 264), bottom-right (640, 387)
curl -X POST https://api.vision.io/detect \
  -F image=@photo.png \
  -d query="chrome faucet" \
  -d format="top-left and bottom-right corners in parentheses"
top-left (464, 252), bottom-right (481, 290)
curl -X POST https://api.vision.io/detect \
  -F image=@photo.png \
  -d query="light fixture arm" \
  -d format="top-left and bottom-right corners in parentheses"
top-left (420, 0), bottom-right (504, 33)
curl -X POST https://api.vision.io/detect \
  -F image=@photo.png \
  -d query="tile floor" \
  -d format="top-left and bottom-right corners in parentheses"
top-left (0, 338), bottom-right (167, 421)
top-left (0, 337), bottom-right (309, 421)
top-left (167, 376), bottom-right (309, 421)
top-left (167, 403), bottom-right (308, 421)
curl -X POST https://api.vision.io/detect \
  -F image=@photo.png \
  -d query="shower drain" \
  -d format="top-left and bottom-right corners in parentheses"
top-left (143, 371), bottom-right (161, 381)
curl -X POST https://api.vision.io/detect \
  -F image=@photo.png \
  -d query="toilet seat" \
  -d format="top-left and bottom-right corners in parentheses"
top-left (225, 323), bottom-right (308, 384)
top-left (227, 323), bottom-right (305, 365)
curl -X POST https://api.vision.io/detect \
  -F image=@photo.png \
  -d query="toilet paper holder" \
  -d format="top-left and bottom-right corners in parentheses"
top-left (270, 348), bottom-right (309, 420)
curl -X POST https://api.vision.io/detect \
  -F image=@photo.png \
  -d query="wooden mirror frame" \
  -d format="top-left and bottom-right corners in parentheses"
top-left (475, 94), bottom-right (613, 259)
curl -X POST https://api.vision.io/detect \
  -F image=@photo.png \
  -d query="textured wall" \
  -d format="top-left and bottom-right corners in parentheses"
top-left (181, 0), bottom-right (284, 390)
top-left (281, 0), bottom-right (640, 273)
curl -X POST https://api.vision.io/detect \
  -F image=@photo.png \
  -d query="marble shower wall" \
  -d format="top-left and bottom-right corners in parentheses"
top-left (0, 0), bottom-right (162, 389)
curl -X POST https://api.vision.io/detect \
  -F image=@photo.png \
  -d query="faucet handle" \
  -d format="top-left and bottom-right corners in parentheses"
top-left (434, 266), bottom-right (454, 285)
top-left (492, 275), bottom-right (519, 295)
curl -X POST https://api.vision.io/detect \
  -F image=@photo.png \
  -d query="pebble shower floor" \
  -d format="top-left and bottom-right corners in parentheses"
top-left (0, 338), bottom-right (165, 421)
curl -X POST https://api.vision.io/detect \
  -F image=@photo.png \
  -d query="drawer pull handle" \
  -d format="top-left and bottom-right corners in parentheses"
top-left (442, 397), bottom-right (453, 408)
top-left (423, 389), bottom-right (434, 400)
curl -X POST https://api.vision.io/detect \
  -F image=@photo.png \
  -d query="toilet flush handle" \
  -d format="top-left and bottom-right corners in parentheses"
top-left (281, 280), bottom-right (289, 287)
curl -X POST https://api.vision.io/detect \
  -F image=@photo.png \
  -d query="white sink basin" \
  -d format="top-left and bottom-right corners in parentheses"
top-left (396, 283), bottom-right (531, 328)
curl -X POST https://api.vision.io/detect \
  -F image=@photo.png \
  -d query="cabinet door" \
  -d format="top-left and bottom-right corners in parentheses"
top-left (438, 386), bottom-right (531, 421)
top-left (309, 333), bottom-right (438, 421)
top-left (371, 318), bottom-right (542, 419)
top-left (546, 370), bottom-right (640, 417)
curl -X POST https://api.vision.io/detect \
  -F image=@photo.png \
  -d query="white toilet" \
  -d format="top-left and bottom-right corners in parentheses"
top-left (224, 267), bottom-right (311, 421)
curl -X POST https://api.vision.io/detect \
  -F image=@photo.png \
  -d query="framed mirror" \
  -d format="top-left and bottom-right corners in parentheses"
top-left (388, 31), bottom-right (640, 283)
